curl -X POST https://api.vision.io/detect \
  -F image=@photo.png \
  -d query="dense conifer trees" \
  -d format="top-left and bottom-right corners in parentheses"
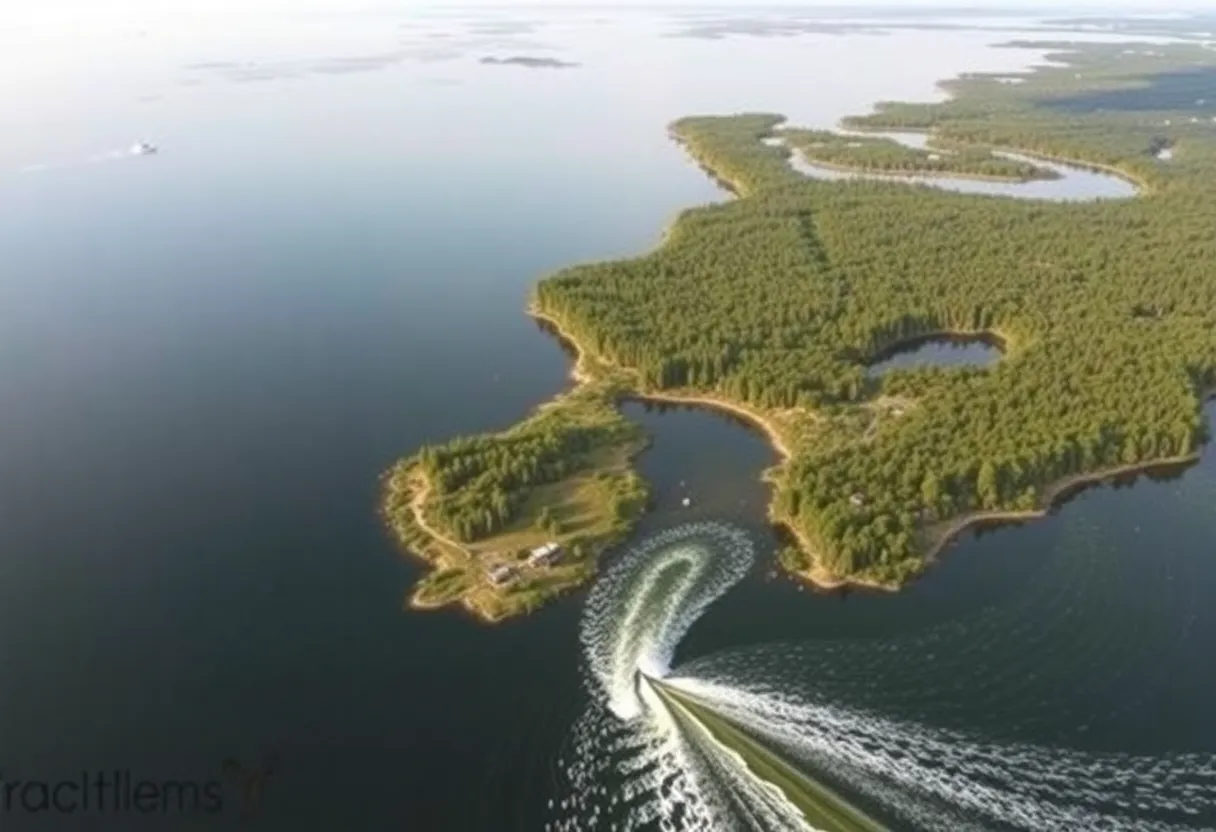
top-left (782, 128), bottom-right (1058, 181)
top-left (413, 396), bottom-right (644, 543)
top-left (533, 42), bottom-right (1216, 583)
top-left (393, 42), bottom-right (1216, 588)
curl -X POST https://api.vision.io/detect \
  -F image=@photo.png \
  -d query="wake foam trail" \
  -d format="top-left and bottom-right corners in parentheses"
top-left (551, 521), bottom-right (790, 831)
top-left (548, 520), bottom-right (1216, 831)
top-left (668, 676), bottom-right (1216, 831)
top-left (18, 147), bottom-right (146, 175)
top-left (580, 521), bottom-right (754, 721)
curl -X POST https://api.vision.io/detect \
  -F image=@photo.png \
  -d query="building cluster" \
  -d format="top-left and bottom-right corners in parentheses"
top-left (485, 541), bottom-right (562, 587)
top-left (487, 564), bottom-right (514, 587)
top-left (527, 541), bottom-right (561, 567)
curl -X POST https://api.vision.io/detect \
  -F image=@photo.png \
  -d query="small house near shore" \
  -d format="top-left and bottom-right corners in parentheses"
top-left (487, 564), bottom-right (515, 586)
top-left (527, 542), bottom-right (561, 567)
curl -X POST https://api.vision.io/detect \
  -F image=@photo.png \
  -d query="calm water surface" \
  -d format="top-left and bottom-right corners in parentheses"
top-left (867, 333), bottom-right (1004, 376)
top-left (777, 129), bottom-right (1141, 201)
top-left (0, 7), bottom-right (1211, 830)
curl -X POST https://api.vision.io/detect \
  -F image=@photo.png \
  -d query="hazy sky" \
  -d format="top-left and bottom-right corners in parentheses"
top-left (6, 0), bottom-right (1201, 54)
top-left (10, 0), bottom-right (1203, 19)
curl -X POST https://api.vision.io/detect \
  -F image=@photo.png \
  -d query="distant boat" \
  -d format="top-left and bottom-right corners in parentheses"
top-left (130, 142), bottom-right (158, 156)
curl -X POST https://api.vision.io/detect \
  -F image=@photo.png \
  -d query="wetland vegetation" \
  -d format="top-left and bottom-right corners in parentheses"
top-left (388, 40), bottom-right (1216, 614)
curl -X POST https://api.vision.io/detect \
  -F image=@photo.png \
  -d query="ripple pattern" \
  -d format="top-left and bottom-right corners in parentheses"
top-left (546, 518), bottom-right (1216, 831)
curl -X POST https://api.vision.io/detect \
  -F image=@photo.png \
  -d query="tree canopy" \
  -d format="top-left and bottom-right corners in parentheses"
top-left (391, 40), bottom-right (1216, 592)
top-left (533, 42), bottom-right (1216, 584)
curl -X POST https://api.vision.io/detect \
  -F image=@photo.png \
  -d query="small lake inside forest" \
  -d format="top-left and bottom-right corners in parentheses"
top-left (866, 333), bottom-right (1003, 376)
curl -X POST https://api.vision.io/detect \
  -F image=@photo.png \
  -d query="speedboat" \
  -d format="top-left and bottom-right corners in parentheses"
top-left (130, 142), bottom-right (158, 156)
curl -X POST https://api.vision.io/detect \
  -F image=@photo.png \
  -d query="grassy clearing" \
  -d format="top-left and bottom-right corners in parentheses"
top-left (384, 392), bottom-right (649, 622)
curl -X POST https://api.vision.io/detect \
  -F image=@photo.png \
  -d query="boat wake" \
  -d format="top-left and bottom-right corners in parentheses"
top-left (18, 144), bottom-right (157, 175)
top-left (546, 522), bottom-right (1216, 832)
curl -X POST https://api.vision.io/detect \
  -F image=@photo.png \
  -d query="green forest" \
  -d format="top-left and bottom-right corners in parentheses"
top-left (389, 40), bottom-right (1216, 597)
top-left (414, 402), bottom-right (641, 542)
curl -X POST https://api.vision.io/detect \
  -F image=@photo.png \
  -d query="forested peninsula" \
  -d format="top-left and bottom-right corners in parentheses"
top-left (386, 41), bottom-right (1216, 619)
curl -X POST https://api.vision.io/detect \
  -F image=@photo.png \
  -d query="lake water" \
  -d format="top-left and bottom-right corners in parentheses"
top-left (866, 334), bottom-right (1004, 376)
top-left (1, 6), bottom-right (1212, 830)
top-left (773, 130), bottom-right (1141, 201)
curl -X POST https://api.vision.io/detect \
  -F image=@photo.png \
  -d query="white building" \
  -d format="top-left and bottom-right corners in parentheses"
top-left (527, 542), bottom-right (561, 567)
top-left (487, 564), bottom-right (514, 586)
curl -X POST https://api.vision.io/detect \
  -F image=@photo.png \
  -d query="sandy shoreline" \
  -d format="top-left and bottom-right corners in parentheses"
top-left (920, 453), bottom-right (1203, 564)
top-left (626, 390), bottom-right (795, 461)
top-left (384, 467), bottom-right (507, 623)
top-left (921, 386), bottom-right (1214, 562)
top-left (532, 303), bottom-right (874, 590)
top-left (530, 305), bottom-right (1215, 594)
top-left (530, 304), bottom-right (795, 459)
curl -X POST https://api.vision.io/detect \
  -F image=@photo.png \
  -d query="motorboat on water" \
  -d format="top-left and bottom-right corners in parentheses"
top-left (130, 142), bottom-right (158, 156)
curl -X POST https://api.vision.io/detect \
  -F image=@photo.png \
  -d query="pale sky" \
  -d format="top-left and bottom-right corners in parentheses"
top-left (8, 0), bottom-right (1205, 19)
top-left (0, 0), bottom-right (1199, 159)
top-left (5, 0), bottom-right (1203, 60)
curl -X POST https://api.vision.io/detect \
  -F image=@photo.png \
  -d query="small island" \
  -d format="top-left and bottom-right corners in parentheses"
top-left (387, 41), bottom-right (1216, 620)
top-left (479, 55), bottom-right (579, 69)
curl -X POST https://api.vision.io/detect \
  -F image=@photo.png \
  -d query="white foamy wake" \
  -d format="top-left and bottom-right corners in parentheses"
top-left (18, 147), bottom-right (150, 175)
top-left (581, 522), bottom-right (754, 720)
top-left (667, 675), bottom-right (1216, 831)
top-left (552, 522), bottom-right (812, 831)
top-left (547, 522), bottom-right (1216, 831)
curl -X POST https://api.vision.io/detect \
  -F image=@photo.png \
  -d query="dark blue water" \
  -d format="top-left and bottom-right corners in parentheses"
top-left (0, 7), bottom-right (1210, 830)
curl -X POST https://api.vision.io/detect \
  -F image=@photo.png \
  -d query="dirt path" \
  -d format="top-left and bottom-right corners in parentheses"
top-left (409, 472), bottom-right (471, 559)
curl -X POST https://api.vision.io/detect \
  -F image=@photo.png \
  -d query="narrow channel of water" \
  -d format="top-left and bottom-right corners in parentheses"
top-left (764, 130), bottom-right (1140, 201)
